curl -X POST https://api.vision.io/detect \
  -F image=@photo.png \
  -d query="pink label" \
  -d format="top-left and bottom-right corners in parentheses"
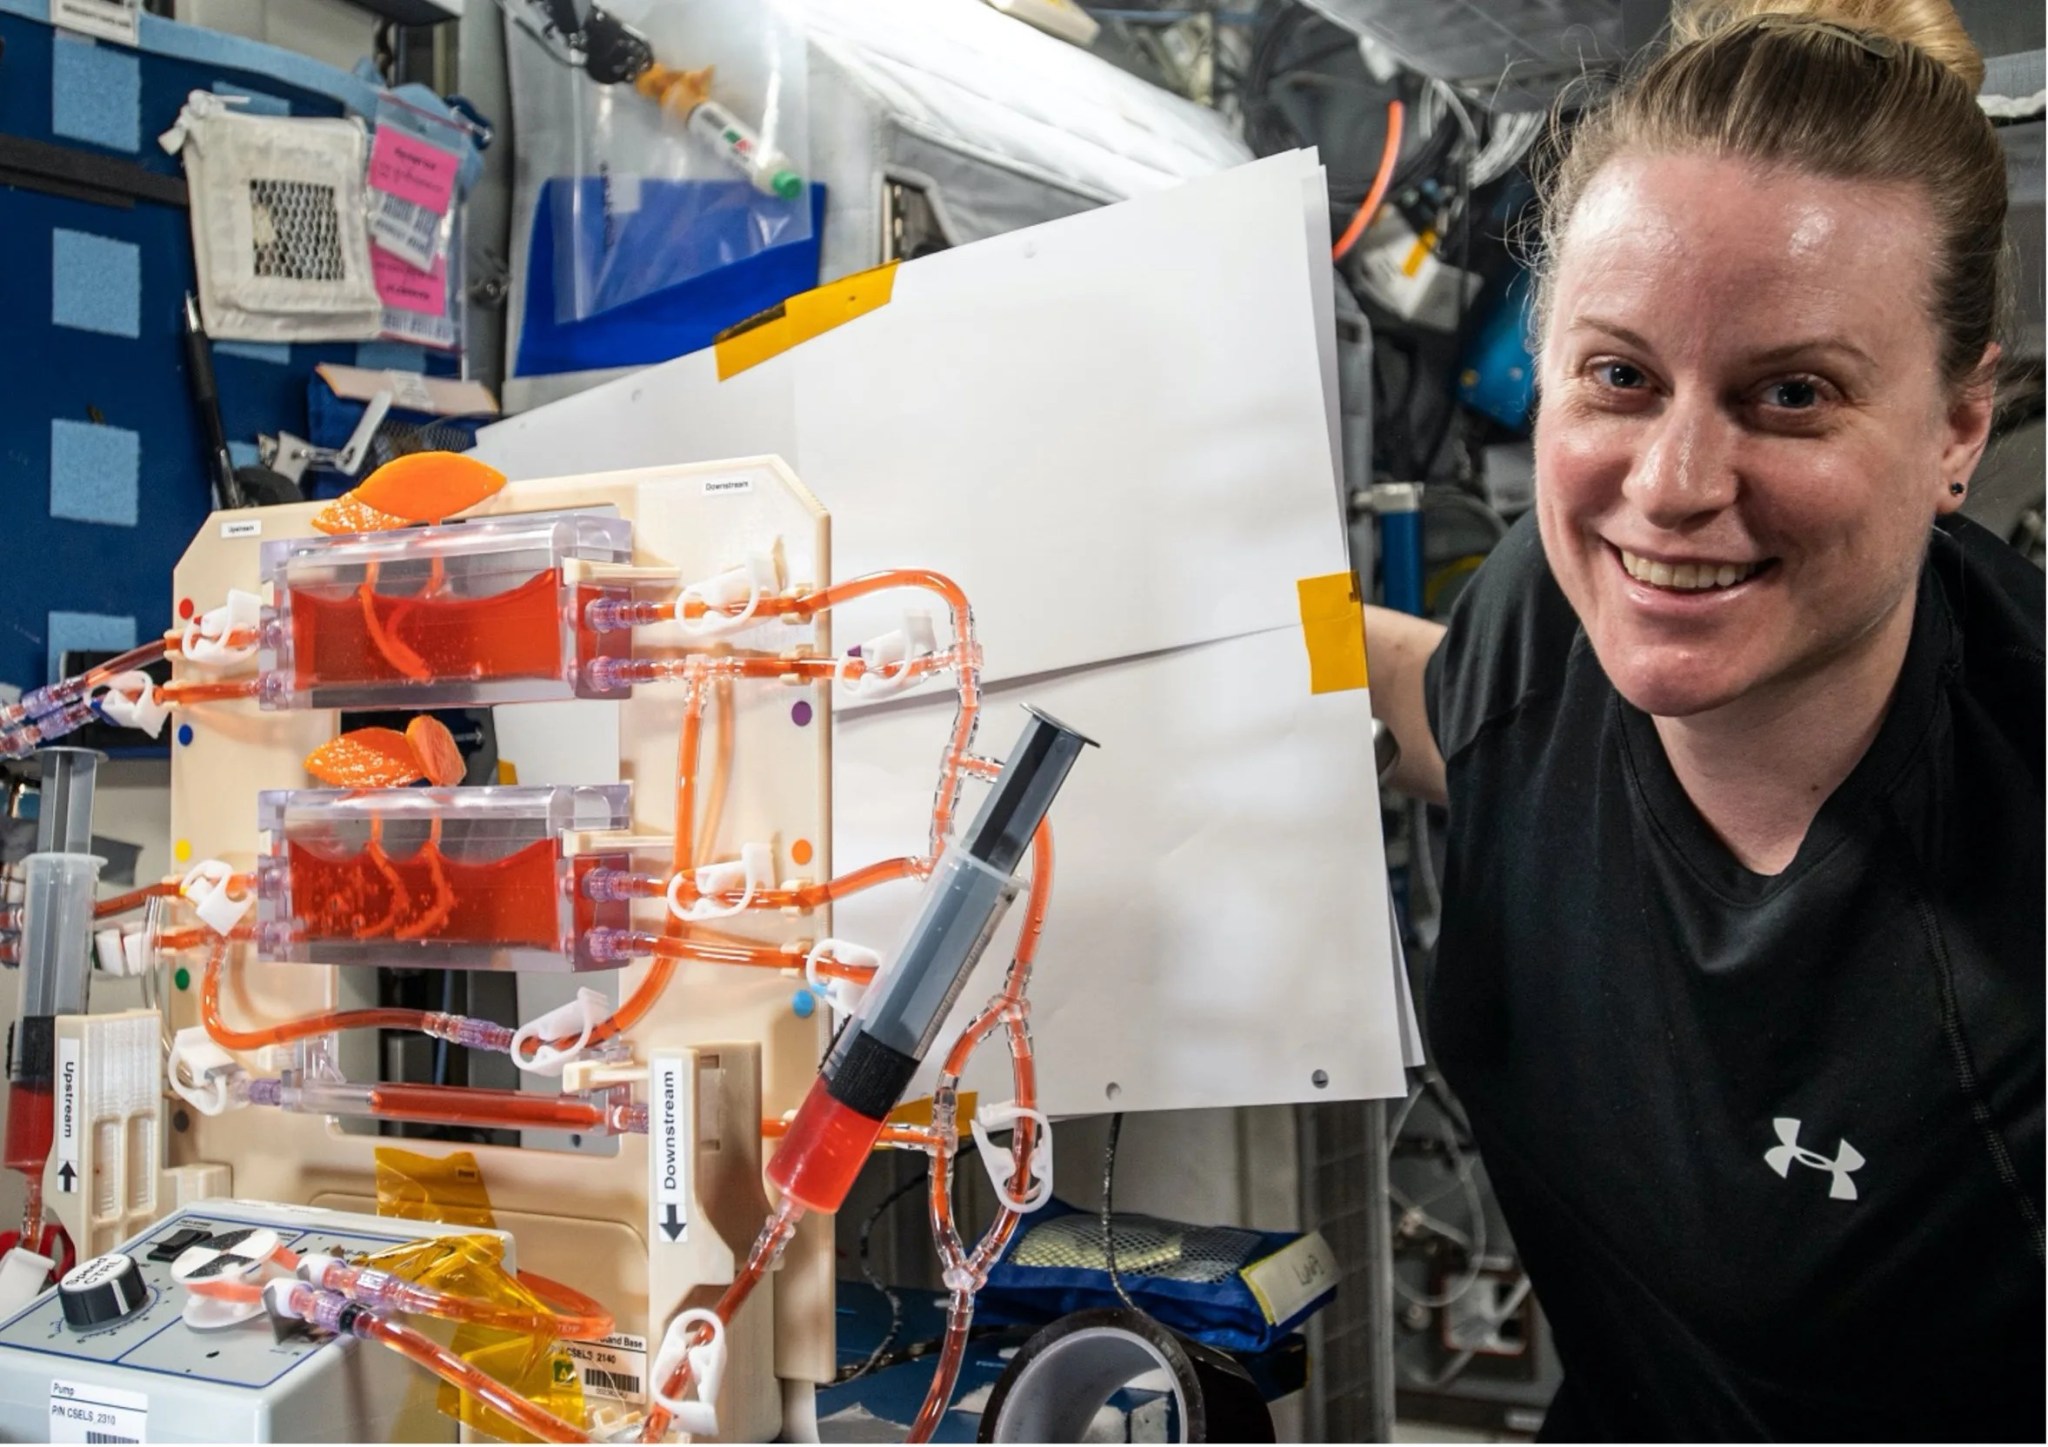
top-left (372, 245), bottom-right (448, 315)
top-left (367, 126), bottom-right (460, 214)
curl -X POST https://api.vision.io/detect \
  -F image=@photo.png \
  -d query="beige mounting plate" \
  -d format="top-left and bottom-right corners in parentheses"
top-left (164, 458), bottom-right (835, 1441)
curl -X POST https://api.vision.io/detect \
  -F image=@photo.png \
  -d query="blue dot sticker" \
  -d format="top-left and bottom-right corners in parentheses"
top-left (177, 724), bottom-right (193, 747)
top-left (792, 989), bottom-right (816, 1019)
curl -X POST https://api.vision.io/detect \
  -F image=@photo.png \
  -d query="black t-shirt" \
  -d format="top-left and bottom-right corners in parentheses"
top-left (1422, 514), bottom-right (2045, 1442)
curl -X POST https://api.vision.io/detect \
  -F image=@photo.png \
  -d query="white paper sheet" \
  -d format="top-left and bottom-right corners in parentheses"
top-left (472, 151), bottom-right (1412, 1109)
top-left (834, 626), bottom-right (1408, 1115)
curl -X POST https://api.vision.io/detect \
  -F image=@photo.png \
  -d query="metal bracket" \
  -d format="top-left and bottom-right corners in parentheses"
top-left (258, 390), bottom-right (392, 485)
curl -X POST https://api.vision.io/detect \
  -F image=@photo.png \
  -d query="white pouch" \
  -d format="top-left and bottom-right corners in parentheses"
top-left (163, 92), bottom-right (383, 343)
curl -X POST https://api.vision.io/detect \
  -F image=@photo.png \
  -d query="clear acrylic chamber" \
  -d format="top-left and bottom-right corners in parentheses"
top-left (258, 512), bottom-right (637, 709)
top-left (255, 785), bottom-right (633, 971)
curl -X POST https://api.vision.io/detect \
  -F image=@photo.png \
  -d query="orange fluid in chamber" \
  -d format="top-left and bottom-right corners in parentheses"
top-left (290, 569), bottom-right (566, 688)
top-left (287, 839), bottom-right (562, 948)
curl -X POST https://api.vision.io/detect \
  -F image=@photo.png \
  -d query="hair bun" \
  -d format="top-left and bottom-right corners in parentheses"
top-left (1673, 0), bottom-right (1984, 91)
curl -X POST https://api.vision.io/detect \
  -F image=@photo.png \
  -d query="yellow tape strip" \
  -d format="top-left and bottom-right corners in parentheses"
top-left (713, 261), bottom-right (900, 380)
top-left (1297, 572), bottom-right (1369, 695)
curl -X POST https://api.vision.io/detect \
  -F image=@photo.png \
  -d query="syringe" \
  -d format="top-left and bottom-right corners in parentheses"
top-left (767, 708), bottom-right (1095, 1214)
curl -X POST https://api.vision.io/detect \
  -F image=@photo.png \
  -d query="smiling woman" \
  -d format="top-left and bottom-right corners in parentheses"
top-left (1361, 0), bottom-right (2044, 1441)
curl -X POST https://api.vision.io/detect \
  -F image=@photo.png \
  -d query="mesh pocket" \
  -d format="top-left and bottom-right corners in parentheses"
top-left (1010, 1212), bottom-right (1266, 1285)
top-left (249, 179), bottom-right (347, 282)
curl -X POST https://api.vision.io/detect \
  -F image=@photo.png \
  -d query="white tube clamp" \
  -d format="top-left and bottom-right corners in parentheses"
top-left (676, 551), bottom-right (780, 637)
top-left (666, 843), bottom-right (774, 923)
top-left (803, 939), bottom-right (881, 1023)
top-left (652, 1307), bottom-right (727, 1437)
top-left (836, 612), bottom-right (938, 699)
top-left (971, 1101), bottom-right (1054, 1213)
top-left (180, 860), bottom-right (254, 936)
top-left (509, 988), bottom-right (612, 1077)
top-left (181, 589), bottom-right (262, 667)
top-left (168, 1027), bottom-right (246, 1117)
top-left (97, 672), bottom-right (171, 737)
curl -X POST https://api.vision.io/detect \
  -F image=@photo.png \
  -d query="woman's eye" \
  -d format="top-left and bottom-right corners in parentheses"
top-left (1761, 379), bottom-right (1821, 409)
top-left (1595, 361), bottom-right (1647, 390)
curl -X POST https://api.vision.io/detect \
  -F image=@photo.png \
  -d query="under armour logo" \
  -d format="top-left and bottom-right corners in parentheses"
top-left (1764, 1117), bottom-right (1864, 1200)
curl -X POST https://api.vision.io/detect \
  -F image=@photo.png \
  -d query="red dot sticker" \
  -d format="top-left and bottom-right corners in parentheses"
top-left (177, 598), bottom-right (195, 620)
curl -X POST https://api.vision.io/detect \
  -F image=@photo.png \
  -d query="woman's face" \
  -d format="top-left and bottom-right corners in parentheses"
top-left (1534, 152), bottom-right (1993, 720)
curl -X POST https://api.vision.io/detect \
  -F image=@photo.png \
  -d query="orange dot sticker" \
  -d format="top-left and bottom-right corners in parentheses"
top-left (173, 839), bottom-right (192, 863)
top-left (791, 839), bottom-right (814, 867)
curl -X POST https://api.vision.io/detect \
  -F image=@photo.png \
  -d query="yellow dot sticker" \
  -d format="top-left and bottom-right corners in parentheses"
top-left (173, 839), bottom-right (192, 863)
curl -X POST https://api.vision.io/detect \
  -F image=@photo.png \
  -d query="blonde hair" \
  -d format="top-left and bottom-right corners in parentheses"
top-left (1534, 0), bottom-right (2006, 389)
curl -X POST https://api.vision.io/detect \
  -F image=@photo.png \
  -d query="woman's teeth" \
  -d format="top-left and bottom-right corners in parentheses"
top-left (1619, 549), bottom-right (1760, 591)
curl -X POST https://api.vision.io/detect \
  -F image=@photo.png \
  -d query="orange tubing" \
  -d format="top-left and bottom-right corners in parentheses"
top-left (363, 1083), bottom-right (606, 1132)
top-left (637, 854), bottom-right (926, 915)
top-left (79, 639), bottom-right (168, 689)
top-left (157, 678), bottom-right (261, 705)
top-left (760, 1118), bottom-right (934, 1149)
top-left (93, 881), bottom-right (181, 919)
top-left (358, 1311), bottom-right (586, 1444)
top-left (792, 570), bottom-right (981, 853)
top-left (639, 1199), bottom-right (805, 1443)
top-left (1332, 99), bottom-right (1407, 263)
top-left (162, 626), bottom-right (258, 657)
top-left (201, 937), bottom-right (434, 1052)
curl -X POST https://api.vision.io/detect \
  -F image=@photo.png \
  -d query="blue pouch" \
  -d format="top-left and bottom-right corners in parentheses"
top-left (976, 1198), bottom-right (1337, 1355)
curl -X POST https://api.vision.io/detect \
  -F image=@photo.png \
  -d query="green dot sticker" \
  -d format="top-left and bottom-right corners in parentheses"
top-left (173, 968), bottom-right (190, 992)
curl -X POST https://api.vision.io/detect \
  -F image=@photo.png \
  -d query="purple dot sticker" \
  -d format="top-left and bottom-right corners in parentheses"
top-left (791, 700), bottom-right (814, 728)
top-left (847, 644), bottom-right (862, 658)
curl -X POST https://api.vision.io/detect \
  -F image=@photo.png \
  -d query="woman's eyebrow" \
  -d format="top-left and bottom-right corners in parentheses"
top-left (1568, 316), bottom-right (1656, 352)
top-left (1568, 315), bottom-right (1877, 371)
top-left (1743, 336), bottom-right (1878, 370)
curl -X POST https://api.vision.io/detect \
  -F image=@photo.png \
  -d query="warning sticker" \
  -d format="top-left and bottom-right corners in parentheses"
top-left (565, 1331), bottom-right (649, 1404)
top-left (49, 1378), bottom-right (147, 1443)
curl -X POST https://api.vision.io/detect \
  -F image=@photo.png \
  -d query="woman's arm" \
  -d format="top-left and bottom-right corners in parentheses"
top-left (1364, 604), bottom-right (1448, 806)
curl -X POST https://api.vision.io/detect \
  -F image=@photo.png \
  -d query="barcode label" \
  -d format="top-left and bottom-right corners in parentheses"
top-left (583, 1368), bottom-right (642, 1399)
top-left (380, 306), bottom-right (458, 352)
top-left (367, 189), bottom-right (443, 272)
top-left (566, 1331), bottom-right (648, 1404)
top-left (49, 1379), bottom-right (146, 1444)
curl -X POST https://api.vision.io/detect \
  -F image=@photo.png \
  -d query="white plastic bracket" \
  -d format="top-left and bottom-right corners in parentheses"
top-left (179, 860), bottom-right (254, 936)
top-left (970, 1101), bottom-right (1054, 1213)
top-left (676, 550), bottom-right (781, 637)
top-left (93, 924), bottom-right (146, 977)
top-left (651, 1307), bottom-right (727, 1437)
top-left (803, 939), bottom-right (881, 1024)
top-left (181, 590), bottom-right (261, 667)
top-left (168, 1027), bottom-right (246, 1117)
top-left (666, 843), bottom-right (775, 923)
top-left (509, 988), bottom-right (611, 1077)
top-left (836, 611), bottom-right (938, 699)
top-left (96, 672), bottom-right (170, 738)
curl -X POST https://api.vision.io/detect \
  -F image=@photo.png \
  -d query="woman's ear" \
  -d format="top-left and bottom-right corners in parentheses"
top-left (1936, 343), bottom-right (2000, 516)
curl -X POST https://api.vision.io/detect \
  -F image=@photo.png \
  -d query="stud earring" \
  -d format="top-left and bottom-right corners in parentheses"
top-left (1950, 482), bottom-right (1966, 497)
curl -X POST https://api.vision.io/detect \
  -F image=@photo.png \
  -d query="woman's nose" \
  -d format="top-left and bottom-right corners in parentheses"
top-left (1622, 394), bottom-right (1738, 528)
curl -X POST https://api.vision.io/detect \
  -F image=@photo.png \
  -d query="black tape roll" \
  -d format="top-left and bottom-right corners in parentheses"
top-left (979, 1308), bottom-right (1274, 1444)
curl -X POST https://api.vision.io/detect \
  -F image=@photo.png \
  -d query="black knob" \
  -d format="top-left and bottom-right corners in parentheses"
top-left (58, 1253), bottom-right (147, 1329)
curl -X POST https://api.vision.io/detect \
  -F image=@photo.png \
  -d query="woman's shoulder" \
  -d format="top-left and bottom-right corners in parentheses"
top-left (1930, 515), bottom-right (2044, 683)
top-left (1425, 512), bottom-right (1584, 764)
top-left (1927, 516), bottom-right (2043, 771)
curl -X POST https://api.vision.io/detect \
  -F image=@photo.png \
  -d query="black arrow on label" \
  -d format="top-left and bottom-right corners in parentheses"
top-left (660, 1204), bottom-right (683, 1242)
top-left (57, 1163), bottom-right (76, 1194)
